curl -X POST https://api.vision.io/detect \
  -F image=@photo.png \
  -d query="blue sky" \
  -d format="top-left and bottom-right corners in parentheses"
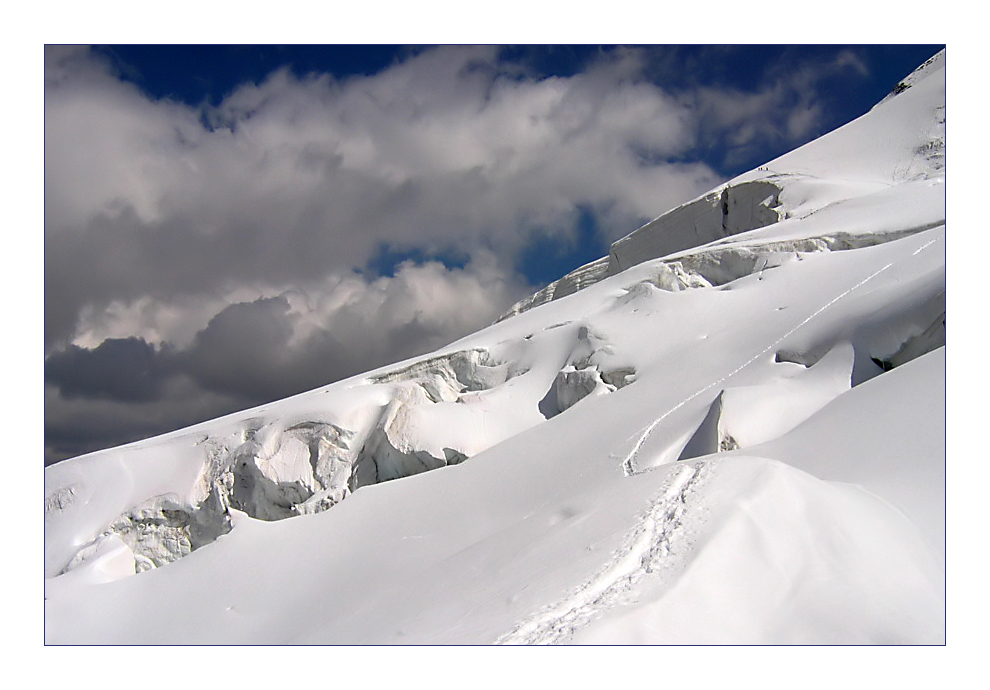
top-left (86, 44), bottom-right (941, 285)
top-left (44, 44), bottom-right (943, 463)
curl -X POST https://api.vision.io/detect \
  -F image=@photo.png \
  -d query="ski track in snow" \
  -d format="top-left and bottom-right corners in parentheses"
top-left (497, 460), bottom-right (715, 645)
top-left (618, 234), bottom-right (940, 476)
top-left (496, 235), bottom-right (941, 645)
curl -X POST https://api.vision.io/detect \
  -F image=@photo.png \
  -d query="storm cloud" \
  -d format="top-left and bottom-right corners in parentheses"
top-left (44, 337), bottom-right (170, 402)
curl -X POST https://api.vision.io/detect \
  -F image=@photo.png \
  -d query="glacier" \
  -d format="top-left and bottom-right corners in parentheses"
top-left (44, 50), bottom-right (946, 645)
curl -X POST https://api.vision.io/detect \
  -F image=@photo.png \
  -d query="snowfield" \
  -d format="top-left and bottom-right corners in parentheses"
top-left (44, 50), bottom-right (946, 645)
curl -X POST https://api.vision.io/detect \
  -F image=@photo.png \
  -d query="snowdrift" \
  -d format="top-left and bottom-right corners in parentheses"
top-left (44, 51), bottom-right (946, 645)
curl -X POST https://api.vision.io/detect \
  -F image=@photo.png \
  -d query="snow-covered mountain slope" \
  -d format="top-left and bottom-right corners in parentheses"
top-left (44, 51), bottom-right (946, 645)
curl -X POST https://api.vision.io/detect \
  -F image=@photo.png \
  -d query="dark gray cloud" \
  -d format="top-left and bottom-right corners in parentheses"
top-left (180, 297), bottom-right (299, 401)
top-left (174, 258), bottom-right (527, 401)
top-left (44, 337), bottom-right (171, 402)
top-left (44, 379), bottom-right (247, 466)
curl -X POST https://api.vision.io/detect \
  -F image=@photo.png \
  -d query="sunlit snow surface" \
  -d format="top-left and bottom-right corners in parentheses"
top-left (44, 51), bottom-right (945, 644)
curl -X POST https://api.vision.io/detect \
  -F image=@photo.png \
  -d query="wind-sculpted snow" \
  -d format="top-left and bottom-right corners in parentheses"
top-left (349, 385), bottom-right (468, 490)
top-left (570, 448), bottom-right (944, 644)
top-left (51, 226), bottom-right (945, 584)
top-left (52, 344), bottom-right (552, 574)
top-left (45, 51), bottom-right (946, 644)
top-left (542, 325), bottom-right (637, 416)
top-left (677, 342), bottom-right (857, 460)
top-left (616, 227), bottom-right (943, 477)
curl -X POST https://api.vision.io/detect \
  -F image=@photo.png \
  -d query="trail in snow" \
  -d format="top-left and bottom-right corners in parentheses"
top-left (499, 236), bottom-right (942, 644)
top-left (496, 460), bottom-right (715, 645)
top-left (616, 239), bottom-right (937, 476)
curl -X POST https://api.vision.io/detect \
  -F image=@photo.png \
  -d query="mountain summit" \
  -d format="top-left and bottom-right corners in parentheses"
top-left (45, 51), bottom-right (946, 645)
